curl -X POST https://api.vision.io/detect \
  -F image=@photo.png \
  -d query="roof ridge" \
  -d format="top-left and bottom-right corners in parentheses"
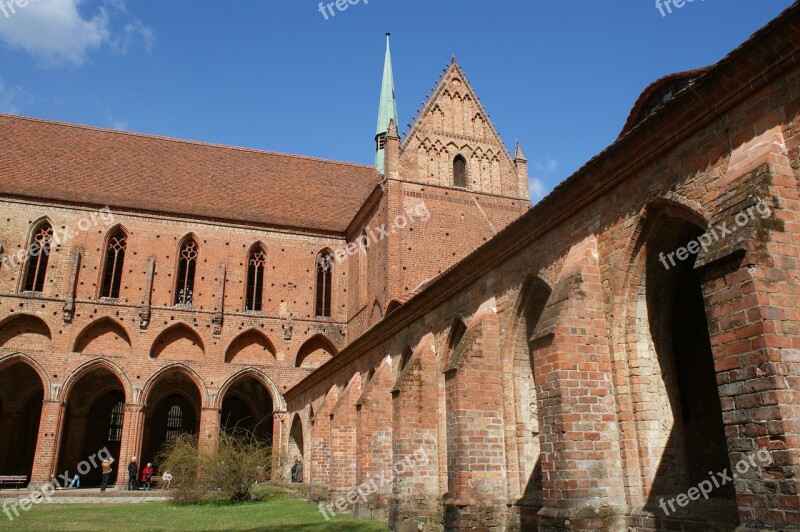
top-left (0, 113), bottom-right (378, 171)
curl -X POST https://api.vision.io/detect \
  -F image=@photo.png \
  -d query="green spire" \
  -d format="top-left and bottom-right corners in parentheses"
top-left (375, 33), bottom-right (398, 174)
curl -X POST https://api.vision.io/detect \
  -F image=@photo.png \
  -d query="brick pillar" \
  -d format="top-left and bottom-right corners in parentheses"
top-left (309, 386), bottom-right (338, 500)
top-left (530, 237), bottom-right (626, 529)
top-left (329, 375), bottom-right (360, 500)
top-left (695, 128), bottom-right (800, 528)
top-left (198, 407), bottom-right (220, 454)
top-left (355, 357), bottom-right (393, 519)
top-left (30, 400), bottom-right (64, 485)
top-left (115, 405), bottom-right (144, 488)
top-left (271, 411), bottom-right (287, 480)
top-left (390, 334), bottom-right (440, 530)
top-left (443, 301), bottom-right (509, 529)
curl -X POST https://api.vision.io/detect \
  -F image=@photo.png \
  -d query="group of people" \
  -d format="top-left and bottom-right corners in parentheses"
top-left (126, 457), bottom-right (156, 490)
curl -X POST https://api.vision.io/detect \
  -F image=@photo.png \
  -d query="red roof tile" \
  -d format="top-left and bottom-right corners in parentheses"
top-left (0, 114), bottom-right (381, 232)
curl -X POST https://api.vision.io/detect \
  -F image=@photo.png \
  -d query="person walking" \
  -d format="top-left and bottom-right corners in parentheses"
top-left (100, 456), bottom-right (115, 492)
top-left (127, 457), bottom-right (138, 491)
top-left (141, 463), bottom-right (154, 491)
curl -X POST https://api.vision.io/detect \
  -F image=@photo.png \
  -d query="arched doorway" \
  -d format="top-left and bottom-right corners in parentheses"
top-left (0, 360), bottom-right (44, 481)
top-left (141, 371), bottom-right (202, 466)
top-left (634, 209), bottom-right (734, 511)
top-left (57, 367), bottom-right (126, 487)
top-left (220, 376), bottom-right (274, 444)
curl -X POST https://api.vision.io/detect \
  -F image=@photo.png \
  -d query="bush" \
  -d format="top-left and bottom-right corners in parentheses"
top-left (158, 431), bottom-right (272, 504)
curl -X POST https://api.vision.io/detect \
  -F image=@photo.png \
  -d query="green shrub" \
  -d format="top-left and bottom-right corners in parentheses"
top-left (158, 431), bottom-right (272, 504)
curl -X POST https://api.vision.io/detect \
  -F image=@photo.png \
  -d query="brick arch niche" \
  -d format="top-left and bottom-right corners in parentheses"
top-left (627, 208), bottom-right (735, 521)
top-left (0, 360), bottom-right (44, 481)
top-left (57, 366), bottom-right (127, 487)
top-left (140, 370), bottom-right (203, 466)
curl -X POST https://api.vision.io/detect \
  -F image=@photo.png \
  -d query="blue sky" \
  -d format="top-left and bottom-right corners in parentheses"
top-left (0, 0), bottom-right (793, 202)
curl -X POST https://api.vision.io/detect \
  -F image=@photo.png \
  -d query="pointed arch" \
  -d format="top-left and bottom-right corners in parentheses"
top-left (224, 329), bottom-right (277, 364)
top-left (141, 363), bottom-right (208, 407)
top-left (245, 242), bottom-right (267, 312)
top-left (315, 249), bottom-right (334, 318)
top-left (99, 224), bottom-right (129, 299)
top-left (0, 352), bottom-right (51, 399)
top-left (216, 367), bottom-right (286, 411)
top-left (288, 413), bottom-right (305, 463)
top-left (0, 314), bottom-right (51, 351)
top-left (59, 357), bottom-right (133, 404)
top-left (73, 317), bottom-right (132, 355)
top-left (21, 217), bottom-right (54, 293)
top-left (150, 322), bottom-right (205, 360)
top-left (174, 233), bottom-right (200, 306)
top-left (453, 154), bottom-right (467, 188)
top-left (447, 316), bottom-right (468, 351)
top-left (386, 300), bottom-right (402, 316)
top-left (296, 334), bottom-right (337, 369)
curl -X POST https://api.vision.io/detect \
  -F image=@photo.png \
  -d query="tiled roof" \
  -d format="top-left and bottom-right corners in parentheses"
top-left (0, 114), bottom-right (382, 232)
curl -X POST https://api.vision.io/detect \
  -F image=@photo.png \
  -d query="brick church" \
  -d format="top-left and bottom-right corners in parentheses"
top-left (2, 3), bottom-right (800, 529)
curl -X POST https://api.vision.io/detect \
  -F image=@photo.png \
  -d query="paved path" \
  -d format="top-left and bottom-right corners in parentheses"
top-left (1, 496), bottom-right (169, 504)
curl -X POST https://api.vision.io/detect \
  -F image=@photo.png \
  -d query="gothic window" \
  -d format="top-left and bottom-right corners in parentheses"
top-left (246, 245), bottom-right (266, 312)
top-left (100, 229), bottom-right (127, 299)
top-left (453, 155), bottom-right (467, 188)
top-left (108, 401), bottom-right (124, 442)
top-left (315, 250), bottom-right (333, 318)
top-left (165, 404), bottom-right (184, 444)
top-left (175, 238), bottom-right (198, 306)
top-left (23, 222), bottom-right (53, 292)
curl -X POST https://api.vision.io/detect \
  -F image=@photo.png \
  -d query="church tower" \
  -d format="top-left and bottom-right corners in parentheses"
top-left (375, 33), bottom-right (398, 175)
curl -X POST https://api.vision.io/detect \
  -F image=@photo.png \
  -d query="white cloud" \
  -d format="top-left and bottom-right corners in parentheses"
top-left (529, 178), bottom-right (546, 201)
top-left (109, 116), bottom-right (127, 130)
top-left (0, 79), bottom-right (34, 114)
top-left (529, 158), bottom-right (558, 202)
top-left (0, 0), bottom-right (154, 67)
top-left (532, 158), bottom-right (558, 173)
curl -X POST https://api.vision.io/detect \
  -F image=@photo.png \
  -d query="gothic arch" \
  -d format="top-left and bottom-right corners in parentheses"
top-left (224, 329), bottom-right (277, 364)
top-left (0, 352), bottom-right (51, 400)
top-left (73, 317), bottom-right (132, 355)
top-left (141, 363), bottom-right (208, 407)
top-left (0, 314), bottom-right (52, 351)
top-left (295, 334), bottom-right (337, 369)
top-left (97, 224), bottom-right (130, 299)
top-left (216, 367), bottom-right (286, 412)
top-left (59, 358), bottom-right (133, 404)
top-left (149, 322), bottom-right (205, 360)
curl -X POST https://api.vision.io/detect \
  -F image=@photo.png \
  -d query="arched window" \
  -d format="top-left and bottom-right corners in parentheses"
top-left (453, 155), bottom-right (467, 188)
top-left (108, 401), bottom-right (124, 442)
top-left (175, 238), bottom-right (199, 306)
top-left (315, 250), bottom-right (333, 318)
top-left (23, 222), bottom-right (53, 292)
top-left (100, 229), bottom-right (127, 299)
top-left (165, 404), bottom-right (184, 444)
top-left (246, 245), bottom-right (266, 312)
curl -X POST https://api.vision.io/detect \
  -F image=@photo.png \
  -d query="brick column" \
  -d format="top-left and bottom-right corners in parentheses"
top-left (329, 375), bottom-right (360, 500)
top-left (198, 407), bottom-right (220, 455)
top-left (309, 387), bottom-right (338, 500)
top-left (696, 128), bottom-right (800, 528)
top-left (271, 411), bottom-right (287, 480)
top-left (29, 400), bottom-right (64, 485)
top-left (390, 334), bottom-right (440, 530)
top-left (529, 237), bottom-right (626, 529)
top-left (115, 405), bottom-right (144, 488)
top-left (442, 301), bottom-right (509, 529)
top-left (355, 358), bottom-right (393, 519)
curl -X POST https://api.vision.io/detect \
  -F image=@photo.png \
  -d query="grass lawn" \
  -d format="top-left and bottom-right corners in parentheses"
top-left (2, 487), bottom-right (389, 531)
